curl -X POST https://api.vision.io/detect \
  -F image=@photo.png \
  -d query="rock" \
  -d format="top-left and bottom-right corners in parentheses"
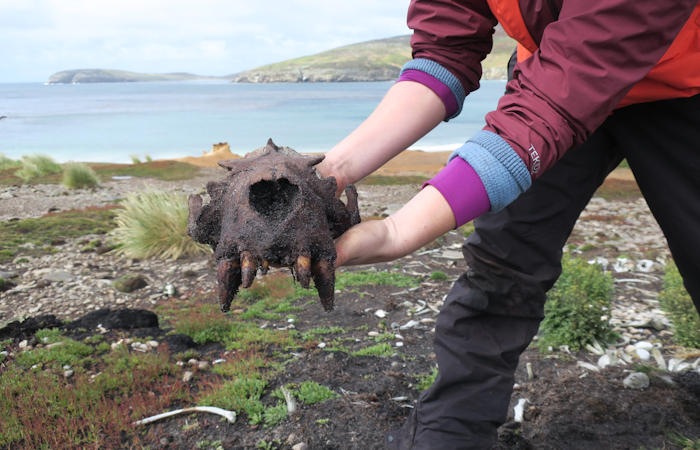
top-left (131, 342), bottom-right (149, 352)
top-left (374, 309), bottom-right (387, 318)
top-left (0, 270), bottom-right (18, 279)
top-left (213, 358), bottom-right (226, 365)
top-left (66, 308), bottom-right (158, 330)
top-left (113, 274), bottom-right (148, 293)
top-left (623, 372), bottom-right (649, 389)
top-left (160, 334), bottom-right (196, 353)
top-left (635, 348), bottom-right (651, 361)
top-left (292, 443), bottom-right (308, 450)
top-left (188, 358), bottom-right (199, 366)
top-left (0, 314), bottom-right (64, 341)
top-left (182, 371), bottom-right (194, 382)
top-left (146, 340), bottom-right (159, 348)
top-left (197, 361), bottom-right (210, 370)
top-left (64, 369), bottom-right (74, 379)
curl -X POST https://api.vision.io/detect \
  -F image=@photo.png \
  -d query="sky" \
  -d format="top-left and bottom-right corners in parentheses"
top-left (0, 0), bottom-right (411, 83)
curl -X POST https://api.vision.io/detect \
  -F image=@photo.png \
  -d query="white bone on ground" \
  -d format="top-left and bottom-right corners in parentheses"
top-left (513, 398), bottom-right (529, 422)
top-left (133, 406), bottom-right (236, 425)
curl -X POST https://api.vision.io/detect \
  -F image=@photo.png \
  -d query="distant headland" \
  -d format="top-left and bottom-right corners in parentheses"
top-left (47, 31), bottom-right (513, 84)
top-left (46, 69), bottom-right (232, 84)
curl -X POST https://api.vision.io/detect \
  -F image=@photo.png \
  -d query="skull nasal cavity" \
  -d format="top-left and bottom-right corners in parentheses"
top-left (249, 178), bottom-right (300, 221)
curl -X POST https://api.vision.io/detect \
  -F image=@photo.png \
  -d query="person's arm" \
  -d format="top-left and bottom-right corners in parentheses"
top-left (316, 81), bottom-right (446, 195)
top-left (335, 185), bottom-right (456, 266)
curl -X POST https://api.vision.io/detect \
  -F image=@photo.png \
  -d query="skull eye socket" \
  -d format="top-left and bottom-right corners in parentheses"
top-left (249, 178), bottom-right (300, 221)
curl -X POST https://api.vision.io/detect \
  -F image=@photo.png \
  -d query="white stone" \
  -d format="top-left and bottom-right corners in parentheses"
top-left (623, 372), bottom-right (649, 389)
top-left (198, 361), bottom-right (210, 370)
top-left (374, 309), bottom-right (387, 318)
top-left (513, 398), bottom-right (529, 423)
top-left (634, 341), bottom-right (653, 350)
top-left (63, 369), bottom-right (74, 379)
top-left (182, 371), bottom-right (194, 382)
top-left (395, 341), bottom-right (404, 347)
top-left (292, 443), bottom-right (308, 450)
top-left (317, 342), bottom-right (326, 349)
top-left (635, 349), bottom-right (651, 361)
top-left (212, 358), bottom-right (226, 365)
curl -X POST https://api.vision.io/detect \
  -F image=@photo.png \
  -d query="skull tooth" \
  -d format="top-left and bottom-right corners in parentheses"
top-left (294, 255), bottom-right (312, 289)
top-left (311, 260), bottom-right (335, 311)
top-left (241, 251), bottom-right (257, 288)
top-left (217, 258), bottom-right (241, 312)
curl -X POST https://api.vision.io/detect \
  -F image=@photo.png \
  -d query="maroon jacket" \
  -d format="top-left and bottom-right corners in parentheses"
top-left (408, 0), bottom-right (698, 177)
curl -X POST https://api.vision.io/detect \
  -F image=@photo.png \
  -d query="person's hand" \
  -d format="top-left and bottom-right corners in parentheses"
top-left (335, 185), bottom-right (456, 266)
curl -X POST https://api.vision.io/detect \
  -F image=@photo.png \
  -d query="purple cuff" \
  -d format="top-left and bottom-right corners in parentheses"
top-left (397, 69), bottom-right (459, 119)
top-left (423, 157), bottom-right (490, 227)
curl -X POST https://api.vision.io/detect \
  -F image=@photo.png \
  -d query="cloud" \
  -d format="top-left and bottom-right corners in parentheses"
top-left (1, 0), bottom-right (410, 81)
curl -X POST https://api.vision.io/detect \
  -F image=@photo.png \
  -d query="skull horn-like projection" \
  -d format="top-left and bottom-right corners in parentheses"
top-left (187, 139), bottom-right (361, 312)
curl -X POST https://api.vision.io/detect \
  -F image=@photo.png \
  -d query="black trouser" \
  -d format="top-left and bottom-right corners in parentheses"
top-left (392, 94), bottom-right (700, 449)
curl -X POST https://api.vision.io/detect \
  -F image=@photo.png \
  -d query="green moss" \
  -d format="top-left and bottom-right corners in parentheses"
top-left (416, 367), bottom-right (438, 391)
top-left (296, 381), bottom-right (338, 405)
top-left (430, 271), bottom-right (448, 281)
top-left (198, 374), bottom-right (267, 424)
top-left (16, 338), bottom-right (94, 369)
top-left (351, 342), bottom-right (394, 357)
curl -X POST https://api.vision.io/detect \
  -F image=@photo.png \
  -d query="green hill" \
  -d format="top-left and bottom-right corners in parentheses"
top-left (235, 30), bottom-right (515, 83)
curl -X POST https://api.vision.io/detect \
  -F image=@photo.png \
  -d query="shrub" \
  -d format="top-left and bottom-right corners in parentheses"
top-left (0, 154), bottom-right (21, 170)
top-left (15, 154), bottom-right (62, 181)
top-left (110, 190), bottom-right (211, 260)
top-left (62, 163), bottom-right (100, 189)
top-left (129, 155), bottom-right (142, 164)
top-left (659, 261), bottom-right (700, 348)
top-left (538, 255), bottom-right (616, 351)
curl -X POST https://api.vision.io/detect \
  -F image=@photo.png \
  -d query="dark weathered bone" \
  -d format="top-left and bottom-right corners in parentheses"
top-left (187, 139), bottom-right (361, 312)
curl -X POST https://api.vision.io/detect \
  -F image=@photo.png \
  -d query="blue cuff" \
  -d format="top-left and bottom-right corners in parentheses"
top-left (449, 130), bottom-right (532, 211)
top-left (401, 58), bottom-right (466, 120)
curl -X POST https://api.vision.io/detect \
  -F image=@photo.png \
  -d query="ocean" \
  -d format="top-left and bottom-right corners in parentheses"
top-left (0, 80), bottom-right (505, 164)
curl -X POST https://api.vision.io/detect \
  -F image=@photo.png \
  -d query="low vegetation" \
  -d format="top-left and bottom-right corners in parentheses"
top-left (538, 255), bottom-right (616, 351)
top-left (15, 154), bottom-right (62, 182)
top-left (110, 190), bottom-right (211, 260)
top-left (0, 206), bottom-right (119, 263)
top-left (0, 159), bottom-right (199, 185)
top-left (62, 162), bottom-right (100, 189)
top-left (0, 153), bottom-right (21, 170)
top-left (659, 261), bottom-right (700, 348)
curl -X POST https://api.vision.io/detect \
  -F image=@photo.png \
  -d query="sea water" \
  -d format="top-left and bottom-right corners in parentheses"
top-left (0, 80), bottom-right (505, 163)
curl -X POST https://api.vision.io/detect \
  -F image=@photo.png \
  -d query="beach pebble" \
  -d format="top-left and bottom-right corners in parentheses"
top-left (623, 372), bottom-right (649, 389)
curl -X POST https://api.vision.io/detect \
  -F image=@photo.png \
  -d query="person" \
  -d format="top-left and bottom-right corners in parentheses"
top-left (316, 0), bottom-right (700, 448)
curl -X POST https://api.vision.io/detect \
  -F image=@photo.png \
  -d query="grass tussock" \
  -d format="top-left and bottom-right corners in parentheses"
top-left (15, 154), bottom-right (62, 182)
top-left (659, 261), bottom-right (700, 348)
top-left (62, 162), bottom-right (100, 189)
top-left (0, 153), bottom-right (21, 170)
top-left (110, 190), bottom-right (211, 260)
top-left (538, 255), bottom-right (616, 351)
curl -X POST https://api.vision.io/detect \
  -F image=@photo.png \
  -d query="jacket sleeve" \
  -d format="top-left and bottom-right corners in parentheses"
top-left (412, 0), bottom-right (697, 211)
top-left (402, 0), bottom-right (497, 119)
top-left (483, 0), bottom-right (698, 182)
